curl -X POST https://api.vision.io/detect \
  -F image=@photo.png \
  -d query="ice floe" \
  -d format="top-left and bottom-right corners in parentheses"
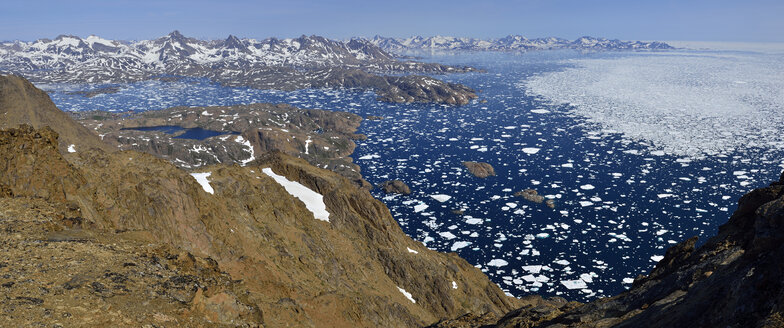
top-left (430, 194), bottom-right (452, 202)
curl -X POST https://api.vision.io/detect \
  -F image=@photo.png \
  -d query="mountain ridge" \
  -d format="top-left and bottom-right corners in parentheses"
top-left (363, 35), bottom-right (673, 53)
top-left (0, 32), bottom-right (480, 105)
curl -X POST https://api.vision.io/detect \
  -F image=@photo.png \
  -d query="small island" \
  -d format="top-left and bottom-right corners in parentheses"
top-left (462, 161), bottom-right (495, 178)
top-left (515, 189), bottom-right (556, 208)
top-left (379, 180), bottom-right (411, 195)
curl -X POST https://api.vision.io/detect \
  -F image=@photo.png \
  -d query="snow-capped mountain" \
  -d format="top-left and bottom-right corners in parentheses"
top-left (0, 30), bottom-right (477, 86)
top-left (365, 35), bottom-right (673, 52)
top-left (0, 31), bottom-right (400, 72)
top-left (0, 31), bottom-right (480, 105)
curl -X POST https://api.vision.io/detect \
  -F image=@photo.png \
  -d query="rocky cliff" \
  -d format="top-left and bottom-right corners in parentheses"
top-left (0, 75), bottom-right (519, 326)
top-left (0, 75), bottom-right (113, 153)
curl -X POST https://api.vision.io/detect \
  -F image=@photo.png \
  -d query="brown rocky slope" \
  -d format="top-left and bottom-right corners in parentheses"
top-left (0, 75), bottom-right (520, 326)
top-left (0, 75), bottom-right (113, 153)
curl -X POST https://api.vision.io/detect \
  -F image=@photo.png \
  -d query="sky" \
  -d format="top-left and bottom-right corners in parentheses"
top-left (1, 0), bottom-right (782, 42)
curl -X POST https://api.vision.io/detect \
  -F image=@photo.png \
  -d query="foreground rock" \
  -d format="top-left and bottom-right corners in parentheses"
top-left (0, 197), bottom-right (261, 326)
top-left (72, 102), bottom-right (370, 187)
top-left (0, 124), bottom-right (520, 326)
top-left (462, 161), bottom-right (496, 178)
top-left (380, 180), bottom-right (412, 195)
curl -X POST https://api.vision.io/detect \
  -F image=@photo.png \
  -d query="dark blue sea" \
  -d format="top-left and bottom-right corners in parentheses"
top-left (40, 49), bottom-right (783, 301)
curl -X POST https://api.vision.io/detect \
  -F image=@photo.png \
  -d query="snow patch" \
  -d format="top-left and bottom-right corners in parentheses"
top-left (190, 172), bottom-right (214, 194)
top-left (397, 287), bottom-right (416, 303)
top-left (262, 168), bottom-right (330, 222)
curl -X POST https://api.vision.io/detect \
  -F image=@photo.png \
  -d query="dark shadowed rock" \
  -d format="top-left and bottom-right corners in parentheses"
top-left (380, 180), bottom-right (412, 195)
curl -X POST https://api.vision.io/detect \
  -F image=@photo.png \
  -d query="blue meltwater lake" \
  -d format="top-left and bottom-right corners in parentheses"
top-left (41, 47), bottom-right (784, 301)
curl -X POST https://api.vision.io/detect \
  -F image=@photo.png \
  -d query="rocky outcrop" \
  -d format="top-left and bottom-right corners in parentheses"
top-left (515, 189), bottom-right (555, 208)
top-left (65, 85), bottom-right (120, 97)
top-left (515, 189), bottom-right (544, 203)
top-left (380, 180), bottom-right (412, 195)
top-left (485, 172), bottom-right (784, 327)
top-left (462, 161), bottom-right (496, 178)
top-left (72, 103), bottom-right (370, 187)
top-left (0, 125), bottom-right (520, 326)
top-left (0, 74), bottom-right (113, 153)
top-left (212, 67), bottom-right (478, 105)
top-left (0, 197), bottom-right (262, 326)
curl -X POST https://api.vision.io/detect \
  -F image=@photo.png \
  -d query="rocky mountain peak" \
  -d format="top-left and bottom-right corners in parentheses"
top-left (223, 34), bottom-right (243, 47)
top-left (167, 30), bottom-right (185, 40)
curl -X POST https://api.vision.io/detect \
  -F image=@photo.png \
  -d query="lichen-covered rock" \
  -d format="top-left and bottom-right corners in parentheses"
top-left (0, 197), bottom-right (262, 327)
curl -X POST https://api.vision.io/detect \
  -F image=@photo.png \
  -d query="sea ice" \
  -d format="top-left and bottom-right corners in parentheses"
top-left (561, 279), bottom-right (588, 290)
top-left (524, 51), bottom-right (784, 157)
top-left (451, 241), bottom-right (472, 251)
top-left (487, 259), bottom-right (509, 267)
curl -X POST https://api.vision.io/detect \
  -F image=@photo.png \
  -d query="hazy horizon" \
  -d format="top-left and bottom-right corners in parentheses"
top-left (1, 0), bottom-right (782, 43)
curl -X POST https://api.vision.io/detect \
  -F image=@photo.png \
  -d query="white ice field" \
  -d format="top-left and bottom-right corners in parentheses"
top-left (523, 48), bottom-right (784, 158)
